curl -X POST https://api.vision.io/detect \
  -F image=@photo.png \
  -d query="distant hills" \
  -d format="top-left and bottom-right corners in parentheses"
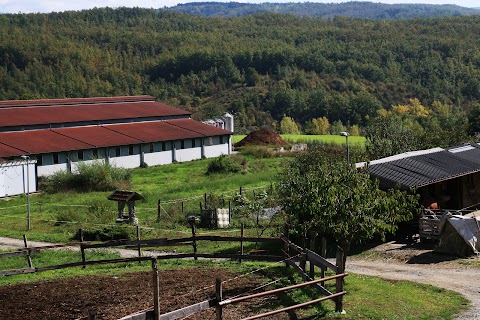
top-left (166, 1), bottom-right (480, 19)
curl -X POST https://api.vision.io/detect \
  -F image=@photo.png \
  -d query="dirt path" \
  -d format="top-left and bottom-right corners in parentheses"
top-left (346, 242), bottom-right (480, 320)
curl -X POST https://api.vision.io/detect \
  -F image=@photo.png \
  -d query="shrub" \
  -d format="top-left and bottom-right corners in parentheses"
top-left (72, 226), bottom-right (131, 241)
top-left (41, 160), bottom-right (132, 193)
top-left (206, 154), bottom-right (246, 174)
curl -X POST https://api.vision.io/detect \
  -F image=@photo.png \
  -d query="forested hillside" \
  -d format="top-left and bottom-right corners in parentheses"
top-left (167, 1), bottom-right (480, 19)
top-left (0, 7), bottom-right (479, 148)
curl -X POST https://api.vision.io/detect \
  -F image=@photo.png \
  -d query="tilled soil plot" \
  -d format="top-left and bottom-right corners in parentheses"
top-left (0, 268), bottom-right (292, 320)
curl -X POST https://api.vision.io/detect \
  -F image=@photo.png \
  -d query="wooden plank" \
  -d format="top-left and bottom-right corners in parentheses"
top-left (305, 249), bottom-right (337, 272)
top-left (0, 249), bottom-right (39, 259)
top-left (0, 268), bottom-right (36, 276)
top-left (159, 299), bottom-right (215, 320)
top-left (154, 253), bottom-right (284, 262)
top-left (285, 260), bottom-right (333, 296)
top-left (118, 311), bottom-right (150, 320)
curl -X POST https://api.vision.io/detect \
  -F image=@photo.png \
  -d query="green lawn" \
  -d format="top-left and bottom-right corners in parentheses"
top-left (0, 155), bottom-right (285, 243)
top-left (233, 134), bottom-right (366, 146)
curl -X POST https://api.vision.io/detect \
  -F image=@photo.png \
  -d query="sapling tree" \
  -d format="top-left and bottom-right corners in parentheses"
top-left (277, 150), bottom-right (418, 266)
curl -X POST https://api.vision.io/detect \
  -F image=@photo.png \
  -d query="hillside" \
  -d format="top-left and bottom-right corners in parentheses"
top-left (166, 1), bottom-right (480, 19)
top-left (0, 7), bottom-right (478, 142)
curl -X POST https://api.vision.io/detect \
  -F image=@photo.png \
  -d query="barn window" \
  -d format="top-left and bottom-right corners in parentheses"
top-left (129, 145), bottom-right (134, 155)
top-left (77, 151), bottom-right (84, 161)
top-left (53, 153), bottom-right (59, 164)
top-left (115, 148), bottom-right (121, 157)
top-left (149, 143), bottom-right (154, 153)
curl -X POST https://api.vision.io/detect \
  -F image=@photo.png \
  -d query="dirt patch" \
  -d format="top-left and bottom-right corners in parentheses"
top-left (0, 267), bottom-right (293, 320)
top-left (235, 128), bottom-right (288, 147)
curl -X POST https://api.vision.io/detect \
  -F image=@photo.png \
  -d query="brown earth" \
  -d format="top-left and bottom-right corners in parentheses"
top-left (0, 267), bottom-right (293, 320)
top-left (235, 128), bottom-right (288, 147)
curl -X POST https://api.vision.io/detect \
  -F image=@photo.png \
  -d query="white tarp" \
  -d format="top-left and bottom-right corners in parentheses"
top-left (445, 214), bottom-right (480, 255)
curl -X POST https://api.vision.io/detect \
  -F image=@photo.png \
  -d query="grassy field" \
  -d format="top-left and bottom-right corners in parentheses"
top-left (233, 134), bottom-right (366, 146)
top-left (0, 154), bottom-right (285, 243)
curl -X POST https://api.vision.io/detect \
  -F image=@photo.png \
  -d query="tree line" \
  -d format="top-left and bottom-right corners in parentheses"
top-left (1, 8), bottom-right (480, 154)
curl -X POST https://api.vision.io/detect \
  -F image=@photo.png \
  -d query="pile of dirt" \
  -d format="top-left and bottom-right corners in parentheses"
top-left (235, 128), bottom-right (288, 147)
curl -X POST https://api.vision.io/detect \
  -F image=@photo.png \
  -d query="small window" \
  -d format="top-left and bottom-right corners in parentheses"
top-left (192, 139), bottom-right (196, 148)
top-left (93, 149), bottom-right (98, 159)
top-left (53, 153), bottom-right (59, 164)
top-left (77, 151), bottom-right (84, 161)
top-left (208, 137), bottom-right (213, 146)
top-left (181, 140), bottom-right (185, 149)
top-left (129, 145), bottom-right (134, 155)
top-left (162, 141), bottom-right (166, 151)
top-left (36, 155), bottom-right (43, 166)
top-left (149, 143), bottom-right (154, 153)
top-left (115, 147), bottom-right (121, 157)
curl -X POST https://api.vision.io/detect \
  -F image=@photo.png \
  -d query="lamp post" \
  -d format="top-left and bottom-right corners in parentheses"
top-left (339, 132), bottom-right (350, 165)
top-left (21, 155), bottom-right (31, 231)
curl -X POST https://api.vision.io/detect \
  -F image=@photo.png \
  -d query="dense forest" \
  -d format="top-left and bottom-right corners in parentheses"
top-left (167, 1), bottom-right (480, 19)
top-left (1, 7), bottom-right (480, 154)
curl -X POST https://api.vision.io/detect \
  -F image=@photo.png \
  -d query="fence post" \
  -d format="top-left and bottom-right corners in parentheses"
top-left (335, 246), bottom-right (345, 314)
top-left (239, 186), bottom-right (242, 195)
top-left (80, 228), bottom-right (86, 269)
top-left (204, 193), bottom-right (207, 209)
top-left (152, 258), bottom-right (160, 320)
top-left (190, 220), bottom-right (198, 260)
top-left (181, 201), bottom-right (184, 215)
top-left (300, 253), bottom-right (307, 281)
top-left (320, 236), bottom-right (327, 285)
top-left (215, 278), bottom-right (223, 320)
top-left (157, 199), bottom-right (161, 222)
top-left (309, 231), bottom-right (316, 280)
top-left (228, 201), bottom-right (231, 223)
top-left (136, 225), bottom-right (142, 258)
top-left (239, 223), bottom-right (244, 263)
top-left (23, 234), bottom-right (33, 269)
top-left (284, 236), bottom-right (290, 268)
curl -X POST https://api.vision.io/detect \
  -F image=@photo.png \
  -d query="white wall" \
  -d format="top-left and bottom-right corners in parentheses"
top-left (109, 155), bottom-right (141, 169)
top-left (204, 144), bottom-right (230, 158)
top-left (37, 163), bottom-right (67, 177)
top-left (144, 151), bottom-right (173, 166)
top-left (176, 147), bottom-right (202, 162)
top-left (0, 161), bottom-right (37, 197)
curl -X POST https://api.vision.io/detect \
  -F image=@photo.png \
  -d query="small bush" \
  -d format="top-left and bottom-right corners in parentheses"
top-left (72, 226), bottom-right (131, 241)
top-left (41, 160), bottom-right (132, 193)
top-left (206, 154), bottom-right (246, 174)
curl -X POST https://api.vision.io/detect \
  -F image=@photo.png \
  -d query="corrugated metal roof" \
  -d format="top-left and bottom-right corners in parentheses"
top-left (368, 144), bottom-right (480, 189)
top-left (0, 100), bottom-right (191, 128)
top-left (52, 126), bottom-right (143, 148)
top-left (0, 130), bottom-right (94, 155)
top-left (166, 118), bottom-right (233, 135)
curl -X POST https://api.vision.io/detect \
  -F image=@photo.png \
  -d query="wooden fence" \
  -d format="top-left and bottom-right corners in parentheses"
top-left (0, 232), bottom-right (347, 320)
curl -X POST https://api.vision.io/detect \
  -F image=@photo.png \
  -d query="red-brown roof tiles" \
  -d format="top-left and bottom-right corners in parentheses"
top-left (166, 119), bottom-right (232, 135)
top-left (52, 126), bottom-right (143, 148)
top-left (0, 100), bottom-right (191, 128)
top-left (0, 130), bottom-right (93, 155)
top-left (105, 121), bottom-right (202, 142)
top-left (0, 95), bottom-right (155, 107)
top-left (0, 143), bottom-right (26, 157)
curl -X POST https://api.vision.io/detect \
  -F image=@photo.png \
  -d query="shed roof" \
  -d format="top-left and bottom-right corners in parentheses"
top-left (52, 126), bottom-right (143, 148)
top-left (0, 130), bottom-right (94, 156)
top-left (366, 144), bottom-right (480, 189)
top-left (166, 118), bottom-right (233, 135)
top-left (0, 98), bottom-right (191, 128)
top-left (0, 142), bottom-right (26, 157)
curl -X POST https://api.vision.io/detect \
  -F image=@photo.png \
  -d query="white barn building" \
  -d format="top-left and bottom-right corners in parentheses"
top-left (0, 95), bottom-right (232, 197)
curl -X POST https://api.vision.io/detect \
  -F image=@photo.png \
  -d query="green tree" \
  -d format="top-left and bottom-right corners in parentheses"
top-left (277, 150), bottom-right (418, 265)
top-left (330, 120), bottom-right (345, 135)
top-left (305, 116), bottom-right (330, 135)
top-left (280, 116), bottom-right (300, 134)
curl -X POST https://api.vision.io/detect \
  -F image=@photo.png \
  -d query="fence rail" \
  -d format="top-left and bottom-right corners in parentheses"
top-left (1, 232), bottom-right (347, 320)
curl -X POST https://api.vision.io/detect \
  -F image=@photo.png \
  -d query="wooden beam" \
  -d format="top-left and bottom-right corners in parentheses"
top-left (305, 249), bottom-right (337, 272)
top-left (160, 299), bottom-right (215, 320)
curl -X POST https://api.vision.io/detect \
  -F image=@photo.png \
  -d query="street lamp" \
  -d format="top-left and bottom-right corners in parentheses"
top-left (339, 132), bottom-right (350, 165)
top-left (21, 155), bottom-right (31, 231)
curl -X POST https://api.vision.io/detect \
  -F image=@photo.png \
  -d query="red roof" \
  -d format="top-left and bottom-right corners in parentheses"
top-left (166, 119), bottom-right (233, 135)
top-left (0, 130), bottom-right (93, 155)
top-left (0, 143), bottom-right (26, 157)
top-left (52, 126), bottom-right (143, 148)
top-left (0, 99), bottom-right (191, 128)
top-left (105, 121), bottom-right (203, 142)
top-left (0, 95), bottom-right (155, 107)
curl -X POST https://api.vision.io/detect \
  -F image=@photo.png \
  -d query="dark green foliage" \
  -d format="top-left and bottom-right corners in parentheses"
top-left (168, 2), bottom-right (480, 19)
top-left (41, 161), bottom-right (132, 193)
top-left (1, 8), bottom-right (480, 136)
top-left (206, 154), bottom-right (246, 174)
top-left (277, 150), bottom-right (418, 256)
top-left (72, 226), bottom-right (131, 241)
